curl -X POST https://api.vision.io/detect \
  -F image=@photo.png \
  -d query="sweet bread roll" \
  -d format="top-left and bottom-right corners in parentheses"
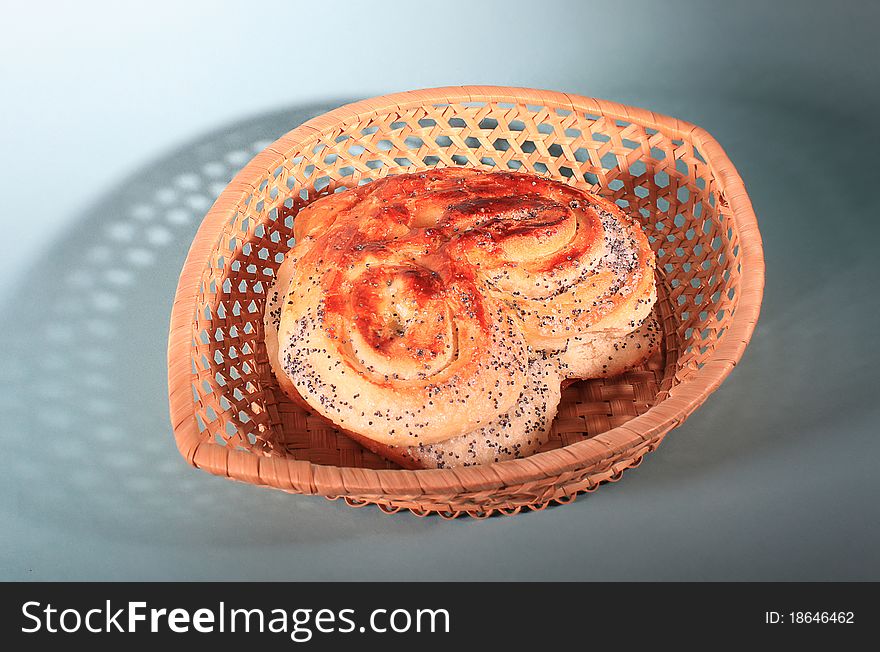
top-left (264, 168), bottom-right (658, 468)
top-left (439, 171), bottom-right (656, 350)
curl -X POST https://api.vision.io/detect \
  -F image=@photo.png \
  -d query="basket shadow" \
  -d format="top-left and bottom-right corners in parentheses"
top-left (0, 101), bottom-right (445, 546)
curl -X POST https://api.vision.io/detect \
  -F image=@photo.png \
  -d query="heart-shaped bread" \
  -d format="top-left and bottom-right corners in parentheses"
top-left (265, 168), bottom-right (657, 468)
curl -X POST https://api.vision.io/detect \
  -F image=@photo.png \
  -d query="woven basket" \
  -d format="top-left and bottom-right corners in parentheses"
top-left (167, 86), bottom-right (764, 518)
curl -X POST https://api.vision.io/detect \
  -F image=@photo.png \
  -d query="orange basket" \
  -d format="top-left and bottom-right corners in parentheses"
top-left (167, 86), bottom-right (764, 517)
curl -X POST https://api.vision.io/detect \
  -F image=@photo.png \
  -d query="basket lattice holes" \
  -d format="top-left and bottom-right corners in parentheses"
top-left (191, 101), bottom-right (740, 470)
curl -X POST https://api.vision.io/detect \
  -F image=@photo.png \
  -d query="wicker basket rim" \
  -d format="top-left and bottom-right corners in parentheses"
top-left (167, 85), bottom-right (765, 498)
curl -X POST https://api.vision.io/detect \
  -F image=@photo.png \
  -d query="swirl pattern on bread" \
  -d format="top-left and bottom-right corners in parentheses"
top-left (264, 168), bottom-right (658, 467)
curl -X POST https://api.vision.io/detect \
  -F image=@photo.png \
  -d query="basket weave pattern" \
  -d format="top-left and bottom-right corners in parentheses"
top-left (168, 87), bottom-right (763, 517)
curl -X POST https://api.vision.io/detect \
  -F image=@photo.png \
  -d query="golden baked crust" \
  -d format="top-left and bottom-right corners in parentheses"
top-left (264, 168), bottom-right (657, 466)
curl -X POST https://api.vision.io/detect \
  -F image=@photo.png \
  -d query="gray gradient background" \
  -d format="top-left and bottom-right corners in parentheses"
top-left (1, 0), bottom-right (878, 580)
